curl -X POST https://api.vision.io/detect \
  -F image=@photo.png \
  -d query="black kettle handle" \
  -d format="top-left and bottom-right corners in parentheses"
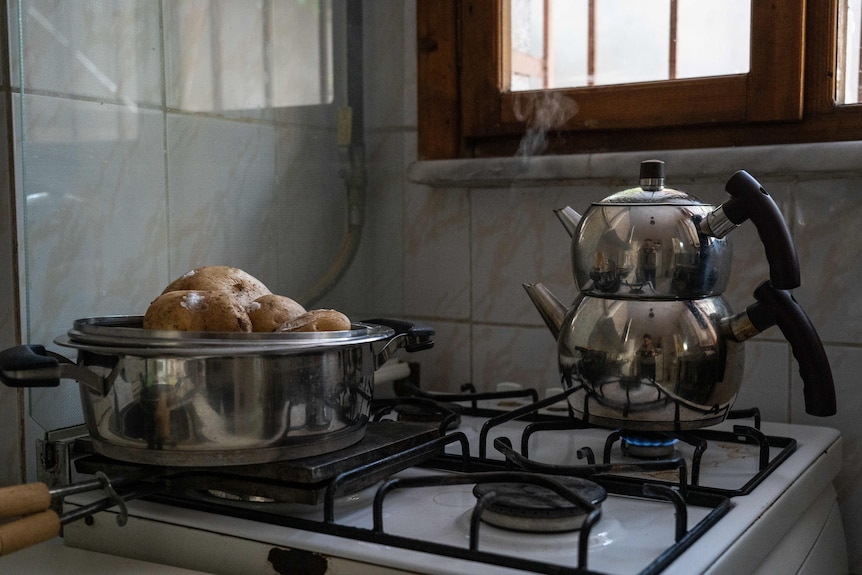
top-left (748, 282), bottom-right (836, 417)
top-left (0, 345), bottom-right (62, 388)
top-left (722, 171), bottom-right (801, 289)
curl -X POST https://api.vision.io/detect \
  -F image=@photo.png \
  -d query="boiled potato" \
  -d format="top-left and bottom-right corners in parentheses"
top-left (161, 266), bottom-right (270, 307)
top-left (247, 294), bottom-right (307, 332)
top-left (278, 309), bottom-right (351, 332)
top-left (143, 290), bottom-right (253, 332)
top-left (148, 266), bottom-right (348, 334)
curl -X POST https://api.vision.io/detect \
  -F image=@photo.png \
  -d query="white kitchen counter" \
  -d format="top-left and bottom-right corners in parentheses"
top-left (0, 537), bottom-right (211, 575)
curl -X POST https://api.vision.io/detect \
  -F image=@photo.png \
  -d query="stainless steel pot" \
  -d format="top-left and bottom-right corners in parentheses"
top-left (0, 316), bottom-right (434, 466)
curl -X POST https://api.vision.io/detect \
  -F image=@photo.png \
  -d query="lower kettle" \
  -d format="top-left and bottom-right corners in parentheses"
top-left (557, 295), bottom-right (742, 430)
top-left (525, 281), bottom-right (835, 431)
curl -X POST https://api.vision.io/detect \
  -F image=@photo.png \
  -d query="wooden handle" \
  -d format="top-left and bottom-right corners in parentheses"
top-left (0, 510), bottom-right (61, 556)
top-left (0, 483), bottom-right (51, 517)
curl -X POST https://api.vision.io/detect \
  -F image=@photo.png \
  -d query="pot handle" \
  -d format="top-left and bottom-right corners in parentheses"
top-left (364, 318), bottom-right (434, 352)
top-left (0, 345), bottom-right (63, 388)
top-left (0, 344), bottom-right (108, 396)
top-left (364, 318), bottom-right (434, 368)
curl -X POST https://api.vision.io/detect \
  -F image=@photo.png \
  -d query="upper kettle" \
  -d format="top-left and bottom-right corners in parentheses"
top-left (561, 159), bottom-right (800, 299)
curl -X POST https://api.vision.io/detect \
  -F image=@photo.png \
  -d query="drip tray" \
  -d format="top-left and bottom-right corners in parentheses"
top-left (74, 421), bottom-right (441, 504)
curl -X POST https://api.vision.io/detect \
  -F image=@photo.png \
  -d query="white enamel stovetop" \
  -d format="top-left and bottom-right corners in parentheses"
top-left (0, 407), bottom-right (847, 575)
top-left (0, 376), bottom-right (846, 575)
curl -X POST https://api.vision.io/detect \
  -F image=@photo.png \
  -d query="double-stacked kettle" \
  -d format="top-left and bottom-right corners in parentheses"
top-left (525, 160), bottom-right (836, 431)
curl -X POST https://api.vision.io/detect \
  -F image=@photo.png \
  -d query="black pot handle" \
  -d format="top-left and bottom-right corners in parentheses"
top-left (0, 345), bottom-right (107, 396)
top-left (0, 345), bottom-right (62, 388)
top-left (362, 318), bottom-right (434, 353)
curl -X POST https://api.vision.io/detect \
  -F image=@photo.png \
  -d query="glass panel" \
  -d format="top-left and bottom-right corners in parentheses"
top-left (166, 0), bottom-right (333, 113)
top-left (595, 0), bottom-right (670, 85)
top-left (550, 0), bottom-right (588, 88)
top-left (511, 0), bottom-right (547, 90)
top-left (12, 0), bottom-right (342, 433)
top-left (838, 0), bottom-right (862, 104)
top-left (511, 0), bottom-right (751, 91)
top-left (676, 0), bottom-right (750, 78)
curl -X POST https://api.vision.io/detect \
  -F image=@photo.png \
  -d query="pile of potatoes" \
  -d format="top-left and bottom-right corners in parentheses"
top-left (142, 266), bottom-right (351, 333)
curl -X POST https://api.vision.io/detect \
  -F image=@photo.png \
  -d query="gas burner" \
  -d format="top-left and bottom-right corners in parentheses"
top-left (472, 475), bottom-right (607, 533)
top-left (395, 401), bottom-right (462, 430)
top-left (619, 430), bottom-right (677, 459)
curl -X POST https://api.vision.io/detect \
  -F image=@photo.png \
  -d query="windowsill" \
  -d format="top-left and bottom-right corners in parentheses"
top-left (407, 141), bottom-right (862, 188)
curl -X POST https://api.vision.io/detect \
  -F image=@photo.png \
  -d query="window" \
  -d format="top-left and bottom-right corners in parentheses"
top-left (417, 0), bottom-right (862, 159)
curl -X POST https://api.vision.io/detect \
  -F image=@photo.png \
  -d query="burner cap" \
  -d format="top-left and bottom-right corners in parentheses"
top-left (472, 475), bottom-right (606, 533)
top-left (620, 430), bottom-right (677, 459)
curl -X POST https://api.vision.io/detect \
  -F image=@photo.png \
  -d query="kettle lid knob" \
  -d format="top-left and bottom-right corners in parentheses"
top-left (639, 160), bottom-right (665, 191)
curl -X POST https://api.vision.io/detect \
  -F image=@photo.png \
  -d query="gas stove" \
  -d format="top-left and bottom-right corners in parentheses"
top-left (46, 382), bottom-right (846, 575)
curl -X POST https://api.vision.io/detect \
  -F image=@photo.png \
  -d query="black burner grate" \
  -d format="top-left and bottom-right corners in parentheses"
top-left (63, 387), bottom-right (794, 575)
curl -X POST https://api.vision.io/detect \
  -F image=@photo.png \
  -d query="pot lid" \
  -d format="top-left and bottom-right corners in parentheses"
top-left (55, 315), bottom-right (397, 356)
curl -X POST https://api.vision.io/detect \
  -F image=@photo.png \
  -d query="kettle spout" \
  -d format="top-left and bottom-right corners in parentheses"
top-left (554, 207), bottom-right (582, 238)
top-left (523, 283), bottom-right (568, 341)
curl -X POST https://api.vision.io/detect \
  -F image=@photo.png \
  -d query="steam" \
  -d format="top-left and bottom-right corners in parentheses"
top-left (512, 92), bottom-right (579, 158)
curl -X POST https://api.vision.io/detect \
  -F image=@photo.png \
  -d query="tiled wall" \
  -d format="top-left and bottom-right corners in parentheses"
top-left (1, 0), bottom-right (860, 571)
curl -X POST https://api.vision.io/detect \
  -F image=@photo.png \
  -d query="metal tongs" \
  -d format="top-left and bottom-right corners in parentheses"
top-left (0, 472), bottom-right (155, 556)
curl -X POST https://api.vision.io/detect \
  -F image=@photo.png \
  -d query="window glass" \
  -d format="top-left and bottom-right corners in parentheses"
top-left (594, 0), bottom-right (670, 85)
top-left (511, 0), bottom-right (547, 89)
top-left (511, 0), bottom-right (751, 90)
top-left (549, 1), bottom-right (588, 88)
top-left (676, 0), bottom-right (750, 78)
top-left (840, 0), bottom-right (861, 103)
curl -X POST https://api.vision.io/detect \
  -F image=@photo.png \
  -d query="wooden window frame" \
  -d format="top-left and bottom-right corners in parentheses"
top-left (418, 0), bottom-right (862, 159)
